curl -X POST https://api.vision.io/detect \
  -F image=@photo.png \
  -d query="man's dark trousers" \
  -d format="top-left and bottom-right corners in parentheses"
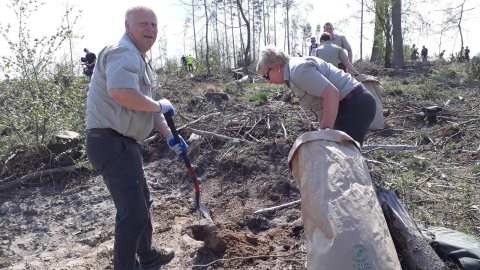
top-left (86, 134), bottom-right (160, 269)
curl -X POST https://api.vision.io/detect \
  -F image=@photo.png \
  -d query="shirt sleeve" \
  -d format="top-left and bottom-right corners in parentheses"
top-left (341, 36), bottom-right (352, 51)
top-left (338, 48), bottom-right (349, 63)
top-left (106, 48), bottom-right (141, 91)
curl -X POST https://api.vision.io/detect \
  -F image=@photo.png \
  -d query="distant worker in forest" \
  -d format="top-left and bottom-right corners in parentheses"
top-left (465, 46), bottom-right (470, 62)
top-left (323, 22), bottom-right (352, 72)
top-left (187, 54), bottom-right (195, 72)
top-left (181, 55), bottom-right (187, 69)
top-left (421, 45), bottom-right (428, 62)
top-left (439, 50), bottom-right (445, 60)
top-left (315, 32), bottom-right (359, 76)
top-left (411, 44), bottom-right (419, 61)
top-left (82, 48), bottom-right (97, 78)
top-left (309, 36), bottom-right (320, 56)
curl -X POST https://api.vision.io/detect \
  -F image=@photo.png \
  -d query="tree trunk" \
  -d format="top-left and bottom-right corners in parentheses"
top-left (360, 0), bottom-right (364, 61)
top-left (285, 0), bottom-right (290, 54)
top-left (237, 0), bottom-right (251, 73)
top-left (370, 12), bottom-right (382, 63)
top-left (203, 0), bottom-right (210, 76)
top-left (192, 0), bottom-right (198, 60)
top-left (230, 1), bottom-right (236, 67)
top-left (224, 0), bottom-right (230, 68)
top-left (458, 0), bottom-right (465, 51)
top-left (391, 0), bottom-right (404, 69)
top-left (273, 0), bottom-right (277, 46)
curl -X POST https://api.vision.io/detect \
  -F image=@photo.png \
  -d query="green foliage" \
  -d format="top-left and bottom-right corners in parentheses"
top-left (459, 184), bottom-right (475, 206)
top-left (163, 56), bottom-right (180, 74)
top-left (465, 58), bottom-right (480, 82)
top-left (470, 164), bottom-right (480, 176)
top-left (383, 79), bottom-right (405, 96)
top-left (248, 92), bottom-right (268, 103)
top-left (0, 0), bottom-right (84, 163)
top-left (194, 60), bottom-right (206, 74)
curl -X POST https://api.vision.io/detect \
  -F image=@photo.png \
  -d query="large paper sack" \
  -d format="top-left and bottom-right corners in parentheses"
top-left (355, 74), bottom-right (385, 130)
top-left (288, 130), bottom-right (400, 270)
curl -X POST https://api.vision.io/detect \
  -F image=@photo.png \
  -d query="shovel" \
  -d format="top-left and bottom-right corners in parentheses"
top-left (164, 112), bottom-right (212, 222)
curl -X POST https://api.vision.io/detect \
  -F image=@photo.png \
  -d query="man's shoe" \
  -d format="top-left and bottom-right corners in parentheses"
top-left (140, 248), bottom-right (175, 270)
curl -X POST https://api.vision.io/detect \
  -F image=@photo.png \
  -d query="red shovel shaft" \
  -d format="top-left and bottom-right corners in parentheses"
top-left (164, 112), bottom-right (201, 208)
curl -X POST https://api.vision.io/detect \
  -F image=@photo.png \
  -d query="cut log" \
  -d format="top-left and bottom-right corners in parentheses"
top-left (375, 185), bottom-right (448, 270)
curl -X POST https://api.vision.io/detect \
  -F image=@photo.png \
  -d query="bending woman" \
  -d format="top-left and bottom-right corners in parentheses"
top-left (257, 46), bottom-right (376, 145)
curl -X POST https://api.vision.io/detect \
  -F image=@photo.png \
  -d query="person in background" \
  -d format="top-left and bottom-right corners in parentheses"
top-left (439, 50), bottom-right (446, 60)
top-left (315, 32), bottom-right (359, 76)
top-left (181, 55), bottom-right (187, 69)
top-left (85, 5), bottom-right (188, 270)
top-left (187, 54), bottom-right (195, 72)
top-left (421, 45), bottom-right (428, 62)
top-left (323, 22), bottom-right (352, 72)
top-left (83, 48), bottom-right (96, 78)
top-left (465, 46), bottom-right (470, 62)
top-left (411, 44), bottom-right (419, 61)
top-left (257, 46), bottom-right (376, 146)
top-left (308, 36), bottom-right (320, 56)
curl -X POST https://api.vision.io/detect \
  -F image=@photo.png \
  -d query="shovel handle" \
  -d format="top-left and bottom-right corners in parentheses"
top-left (164, 112), bottom-right (201, 209)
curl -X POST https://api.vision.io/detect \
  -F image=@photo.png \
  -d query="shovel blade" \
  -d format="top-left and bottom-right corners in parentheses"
top-left (198, 204), bottom-right (213, 223)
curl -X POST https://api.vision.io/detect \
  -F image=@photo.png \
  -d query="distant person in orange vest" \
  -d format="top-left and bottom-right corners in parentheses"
top-left (323, 22), bottom-right (352, 72)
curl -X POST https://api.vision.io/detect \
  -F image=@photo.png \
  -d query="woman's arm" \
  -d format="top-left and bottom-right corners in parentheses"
top-left (319, 83), bottom-right (340, 129)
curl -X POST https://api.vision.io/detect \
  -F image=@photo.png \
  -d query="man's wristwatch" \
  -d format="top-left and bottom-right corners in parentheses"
top-left (353, 72), bottom-right (359, 76)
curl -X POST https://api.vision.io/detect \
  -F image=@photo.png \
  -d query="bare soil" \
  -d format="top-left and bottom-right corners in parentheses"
top-left (0, 62), bottom-right (479, 270)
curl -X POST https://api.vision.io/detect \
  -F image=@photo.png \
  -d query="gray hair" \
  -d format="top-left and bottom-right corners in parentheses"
top-left (256, 46), bottom-right (290, 73)
top-left (125, 6), bottom-right (154, 21)
top-left (323, 22), bottom-right (334, 29)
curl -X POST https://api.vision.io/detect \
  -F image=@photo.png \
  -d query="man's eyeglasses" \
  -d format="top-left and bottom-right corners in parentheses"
top-left (311, 40), bottom-right (316, 43)
top-left (263, 68), bottom-right (272, 80)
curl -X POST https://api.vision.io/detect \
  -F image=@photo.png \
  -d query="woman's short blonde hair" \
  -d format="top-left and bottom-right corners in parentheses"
top-left (256, 46), bottom-right (290, 74)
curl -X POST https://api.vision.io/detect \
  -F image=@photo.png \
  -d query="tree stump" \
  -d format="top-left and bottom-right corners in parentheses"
top-left (47, 130), bottom-right (82, 166)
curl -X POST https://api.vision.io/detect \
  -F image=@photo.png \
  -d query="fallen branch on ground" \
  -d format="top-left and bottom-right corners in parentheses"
top-left (191, 250), bottom-right (305, 268)
top-left (253, 199), bottom-right (301, 214)
top-left (186, 127), bottom-right (249, 144)
top-left (0, 165), bottom-right (83, 192)
top-left (362, 145), bottom-right (419, 150)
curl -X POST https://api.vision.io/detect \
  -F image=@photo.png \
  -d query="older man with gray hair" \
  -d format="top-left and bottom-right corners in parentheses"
top-left (86, 5), bottom-right (187, 270)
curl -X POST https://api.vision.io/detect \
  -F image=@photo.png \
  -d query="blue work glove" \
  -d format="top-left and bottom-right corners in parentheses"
top-left (158, 99), bottom-right (175, 116)
top-left (166, 133), bottom-right (188, 158)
